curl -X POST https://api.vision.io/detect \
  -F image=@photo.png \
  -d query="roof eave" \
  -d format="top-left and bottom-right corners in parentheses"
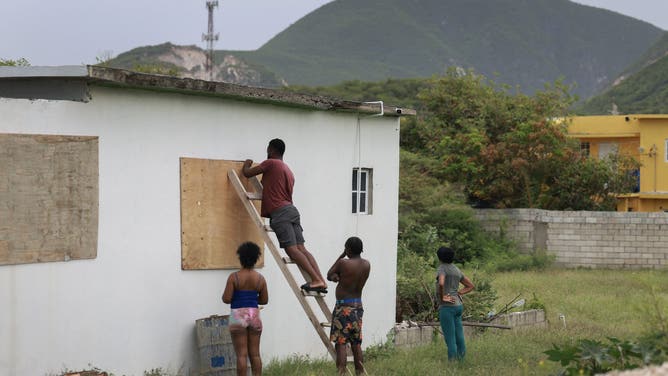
top-left (0, 65), bottom-right (416, 117)
top-left (88, 66), bottom-right (415, 116)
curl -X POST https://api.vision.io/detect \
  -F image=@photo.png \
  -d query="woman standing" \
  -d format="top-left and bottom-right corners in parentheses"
top-left (436, 246), bottom-right (475, 361)
top-left (222, 242), bottom-right (269, 376)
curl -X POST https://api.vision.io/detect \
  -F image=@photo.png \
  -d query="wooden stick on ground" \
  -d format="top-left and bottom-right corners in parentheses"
top-left (421, 321), bottom-right (511, 330)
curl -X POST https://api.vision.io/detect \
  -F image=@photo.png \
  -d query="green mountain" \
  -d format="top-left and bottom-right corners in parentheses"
top-left (107, 0), bottom-right (664, 99)
top-left (579, 32), bottom-right (668, 114)
top-left (232, 0), bottom-right (663, 98)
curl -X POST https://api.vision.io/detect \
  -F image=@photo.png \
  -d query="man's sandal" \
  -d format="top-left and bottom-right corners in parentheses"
top-left (301, 283), bottom-right (327, 294)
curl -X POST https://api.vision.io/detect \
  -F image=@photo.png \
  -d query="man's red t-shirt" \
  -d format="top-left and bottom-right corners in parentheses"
top-left (259, 159), bottom-right (295, 217)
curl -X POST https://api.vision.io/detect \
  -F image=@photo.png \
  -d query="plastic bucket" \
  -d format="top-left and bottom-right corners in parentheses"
top-left (196, 315), bottom-right (237, 376)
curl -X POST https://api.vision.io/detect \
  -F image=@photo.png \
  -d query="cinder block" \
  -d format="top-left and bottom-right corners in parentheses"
top-left (421, 326), bottom-right (434, 343)
top-left (394, 328), bottom-right (408, 347)
top-left (406, 327), bottom-right (420, 345)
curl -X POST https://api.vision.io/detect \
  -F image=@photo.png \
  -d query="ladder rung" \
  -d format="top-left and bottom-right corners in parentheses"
top-left (282, 257), bottom-right (294, 264)
top-left (321, 322), bottom-right (332, 327)
top-left (347, 356), bottom-right (354, 363)
top-left (246, 192), bottom-right (262, 200)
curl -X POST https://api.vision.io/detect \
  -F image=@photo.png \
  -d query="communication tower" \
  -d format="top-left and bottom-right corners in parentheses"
top-left (202, 1), bottom-right (219, 81)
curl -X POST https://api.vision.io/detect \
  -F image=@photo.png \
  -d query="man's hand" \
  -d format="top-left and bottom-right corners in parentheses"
top-left (242, 159), bottom-right (263, 178)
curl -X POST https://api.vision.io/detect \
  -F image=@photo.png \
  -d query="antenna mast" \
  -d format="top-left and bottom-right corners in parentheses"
top-left (202, 1), bottom-right (219, 81)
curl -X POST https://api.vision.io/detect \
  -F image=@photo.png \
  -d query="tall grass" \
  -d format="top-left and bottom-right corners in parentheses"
top-left (265, 269), bottom-right (668, 376)
top-left (492, 269), bottom-right (668, 338)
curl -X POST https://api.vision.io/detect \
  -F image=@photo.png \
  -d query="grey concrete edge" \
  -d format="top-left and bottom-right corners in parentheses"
top-left (0, 65), bottom-right (416, 117)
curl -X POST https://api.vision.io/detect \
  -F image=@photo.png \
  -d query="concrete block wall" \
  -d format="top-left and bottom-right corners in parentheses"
top-left (491, 309), bottom-right (547, 330)
top-left (394, 326), bottom-right (426, 349)
top-left (474, 209), bottom-right (668, 269)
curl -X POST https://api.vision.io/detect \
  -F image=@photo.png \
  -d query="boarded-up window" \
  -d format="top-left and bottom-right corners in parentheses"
top-left (180, 158), bottom-right (264, 270)
top-left (0, 133), bottom-right (98, 266)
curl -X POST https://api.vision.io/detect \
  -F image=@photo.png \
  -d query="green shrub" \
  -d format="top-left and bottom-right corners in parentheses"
top-left (396, 202), bottom-right (553, 322)
top-left (395, 247), bottom-right (437, 321)
top-left (545, 337), bottom-right (667, 375)
top-left (396, 245), bottom-right (498, 323)
top-left (525, 292), bottom-right (546, 311)
top-left (462, 271), bottom-right (498, 321)
top-left (422, 206), bottom-right (504, 263)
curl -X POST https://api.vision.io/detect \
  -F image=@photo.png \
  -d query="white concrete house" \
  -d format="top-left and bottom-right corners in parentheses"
top-left (0, 66), bottom-right (411, 375)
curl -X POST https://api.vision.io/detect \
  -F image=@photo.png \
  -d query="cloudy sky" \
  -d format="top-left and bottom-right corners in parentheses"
top-left (1, 0), bottom-right (666, 66)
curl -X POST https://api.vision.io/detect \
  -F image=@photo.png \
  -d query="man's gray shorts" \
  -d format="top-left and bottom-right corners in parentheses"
top-left (269, 204), bottom-right (305, 248)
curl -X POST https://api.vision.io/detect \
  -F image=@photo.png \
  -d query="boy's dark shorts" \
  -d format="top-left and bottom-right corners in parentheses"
top-left (269, 204), bottom-right (305, 248)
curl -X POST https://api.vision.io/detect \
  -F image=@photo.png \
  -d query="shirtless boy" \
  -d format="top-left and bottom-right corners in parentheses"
top-left (327, 236), bottom-right (371, 376)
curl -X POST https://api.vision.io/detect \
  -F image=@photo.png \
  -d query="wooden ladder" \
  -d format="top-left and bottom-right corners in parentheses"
top-left (228, 169), bottom-right (336, 360)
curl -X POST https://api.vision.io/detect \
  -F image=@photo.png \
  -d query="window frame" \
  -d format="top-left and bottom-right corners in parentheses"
top-left (580, 141), bottom-right (590, 157)
top-left (352, 167), bottom-right (373, 215)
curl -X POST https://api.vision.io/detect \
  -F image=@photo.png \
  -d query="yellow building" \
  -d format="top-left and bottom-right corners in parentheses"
top-left (568, 115), bottom-right (668, 212)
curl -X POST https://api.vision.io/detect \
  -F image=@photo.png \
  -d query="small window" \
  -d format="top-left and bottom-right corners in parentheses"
top-left (580, 142), bottom-right (590, 157)
top-left (352, 168), bottom-right (372, 214)
top-left (598, 142), bottom-right (618, 159)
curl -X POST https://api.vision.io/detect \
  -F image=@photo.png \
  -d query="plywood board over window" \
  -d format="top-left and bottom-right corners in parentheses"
top-left (0, 133), bottom-right (99, 266)
top-left (180, 158), bottom-right (264, 270)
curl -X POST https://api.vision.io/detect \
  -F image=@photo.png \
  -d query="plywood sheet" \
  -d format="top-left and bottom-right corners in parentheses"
top-left (180, 158), bottom-right (264, 270)
top-left (0, 133), bottom-right (99, 266)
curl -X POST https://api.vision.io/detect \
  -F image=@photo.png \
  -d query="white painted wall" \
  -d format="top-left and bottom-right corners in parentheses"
top-left (0, 86), bottom-right (400, 376)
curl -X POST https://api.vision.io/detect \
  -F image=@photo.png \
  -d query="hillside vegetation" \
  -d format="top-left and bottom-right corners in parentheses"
top-left (106, 43), bottom-right (285, 87)
top-left (236, 0), bottom-right (663, 97)
top-left (106, 0), bottom-right (664, 100)
top-left (579, 32), bottom-right (668, 114)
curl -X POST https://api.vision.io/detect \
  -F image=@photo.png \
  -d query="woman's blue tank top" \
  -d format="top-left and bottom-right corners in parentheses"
top-left (230, 272), bottom-right (260, 309)
top-left (231, 290), bottom-right (259, 309)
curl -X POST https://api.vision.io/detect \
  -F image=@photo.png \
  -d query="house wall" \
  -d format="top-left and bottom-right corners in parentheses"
top-left (567, 116), bottom-right (640, 138)
top-left (568, 115), bottom-right (668, 212)
top-left (578, 137), bottom-right (639, 159)
top-left (474, 209), bottom-right (668, 269)
top-left (639, 119), bottom-right (668, 193)
top-left (0, 86), bottom-right (400, 375)
top-left (618, 196), bottom-right (668, 212)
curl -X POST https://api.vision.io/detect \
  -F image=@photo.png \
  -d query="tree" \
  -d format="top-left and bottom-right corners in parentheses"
top-left (408, 68), bottom-right (638, 210)
top-left (0, 58), bottom-right (30, 66)
top-left (95, 50), bottom-right (115, 66)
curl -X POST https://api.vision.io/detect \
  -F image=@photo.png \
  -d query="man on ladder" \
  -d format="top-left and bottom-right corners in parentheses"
top-left (243, 138), bottom-right (328, 293)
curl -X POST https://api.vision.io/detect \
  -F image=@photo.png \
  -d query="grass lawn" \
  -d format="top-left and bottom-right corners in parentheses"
top-left (265, 268), bottom-right (668, 376)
